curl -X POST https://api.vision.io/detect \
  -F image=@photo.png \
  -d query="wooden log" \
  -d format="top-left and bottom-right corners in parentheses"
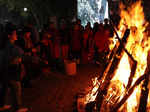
top-left (138, 74), bottom-right (149, 112)
top-left (98, 20), bottom-right (136, 81)
top-left (98, 40), bottom-right (120, 80)
top-left (138, 50), bottom-right (150, 112)
top-left (96, 29), bottom-right (130, 111)
top-left (109, 17), bottom-right (136, 63)
top-left (126, 61), bottom-right (137, 90)
top-left (98, 20), bottom-right (125, 79)
top-left (112, 74), bottom-right (146, 112)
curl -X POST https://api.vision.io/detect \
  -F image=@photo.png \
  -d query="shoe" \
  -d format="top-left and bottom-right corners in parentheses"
top-left (16, 107), bottom-right (28, 112)
top-left (0, 105), bottom-right (11, 111)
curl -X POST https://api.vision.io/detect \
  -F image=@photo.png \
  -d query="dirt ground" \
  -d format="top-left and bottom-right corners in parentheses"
top-left (21, 64), bottom-right (102, 112)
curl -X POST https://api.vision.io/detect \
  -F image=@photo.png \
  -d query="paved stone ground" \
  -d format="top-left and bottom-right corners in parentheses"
top-left (20, 64), bottom-right (102, 112)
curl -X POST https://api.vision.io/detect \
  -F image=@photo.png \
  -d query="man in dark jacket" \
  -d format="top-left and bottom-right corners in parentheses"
top-left (0, 24), bottom-right (28, 112)
top-left (0, 29), bottom-right (11, 111)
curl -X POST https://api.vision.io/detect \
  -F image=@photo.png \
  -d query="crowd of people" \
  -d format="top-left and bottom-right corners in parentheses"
top-left (0, 18), bottom-right (113, 112)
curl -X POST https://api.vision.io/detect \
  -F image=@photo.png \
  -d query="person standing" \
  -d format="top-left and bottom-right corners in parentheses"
top-left (0, 27), bottom-right (11, 111)
top-left (59, 23), bottom-right (70, 60)
top-left (1, 24), bottom-right (28, 112)
top-left (70, 23), bottom-right (82, 61)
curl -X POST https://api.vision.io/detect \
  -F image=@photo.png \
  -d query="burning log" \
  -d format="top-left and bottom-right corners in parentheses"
top-left (108, 17), bottom-right (137, 63)
top-left (98, 41), bottom-right (119, 80)
top-left (88, 1), bottom-right (150, 112)
top-left (126, 60), bottom-right (137, 90)
top-left (109, 18), bottom-right (136, 63)
top-left (112, 74), bottom-right (146, 112)
top-left (138, 50), bottom-right (150, 112)
top-left (98, 19), bottom-right (137, 81)
top-left (98, 19), bottom-right (136, 81)
top-left (87, 2), bottom-right (148, 110)
top-left (138, 74), bottom-right (149, 112)
top-left (96, 29), bottom-right (130, 111)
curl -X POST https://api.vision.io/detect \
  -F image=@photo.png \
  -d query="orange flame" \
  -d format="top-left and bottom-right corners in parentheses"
top-left (107, 1), bottom-right (150, 112)
top-left (85, 1), bottom-right (150, 112)
top-left (85, 77), bottom-right (100, 104)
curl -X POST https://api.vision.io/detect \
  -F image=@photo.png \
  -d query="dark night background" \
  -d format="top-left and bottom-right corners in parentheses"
top-left (0, 0), bottom-right (149, 28)
top-left (0, 0), bottom-right (77, 28)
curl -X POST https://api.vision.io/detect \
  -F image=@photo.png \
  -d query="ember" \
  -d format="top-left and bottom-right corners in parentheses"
top-left (82, 1), bottom-right (150, 112)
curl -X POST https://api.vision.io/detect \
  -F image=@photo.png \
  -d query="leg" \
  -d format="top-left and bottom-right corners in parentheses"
top-left (9, 80), bottom-right (22, 110)
top-left (0, 81), bottom-right (8, 107)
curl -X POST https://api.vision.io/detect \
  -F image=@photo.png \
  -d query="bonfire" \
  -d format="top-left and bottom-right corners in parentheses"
top-left (79, 1), bottom-right (150, 112)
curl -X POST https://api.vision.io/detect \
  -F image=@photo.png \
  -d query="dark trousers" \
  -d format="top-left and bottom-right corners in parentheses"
top-left (71, 50), bottom-right (81, 59)
top-left (0, 81), bottom-right (7, 107)
top-left (9, 80), bottom-right (22, 110)
top-left (0, 80), bottom-right (22, 110)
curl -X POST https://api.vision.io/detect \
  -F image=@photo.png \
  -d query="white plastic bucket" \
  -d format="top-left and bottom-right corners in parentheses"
top-left (64, 60), bottom-right (76, 75)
